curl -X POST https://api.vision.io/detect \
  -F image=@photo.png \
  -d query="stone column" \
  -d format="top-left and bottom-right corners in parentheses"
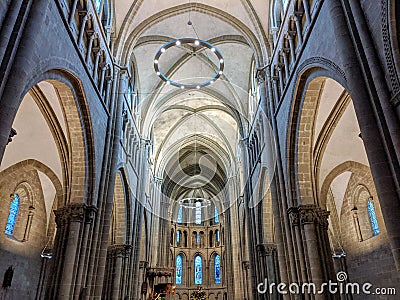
top-left (73, 206), bottom-right (97, 298)
top-left (57, 204), bottom-right (85, 299)
top-left (281, 49), bottom-right (290, 81)
top-left (78, 13), bottom-right (90, 45)
top-left (272, 75), bottom-right (280, 105)
top-left (49, 204), bottom-right (97, 300)
top-left (112, 245), bottom-right (124, 300)
top-left (93, 49), bottom-right (103, 81)
top-left (293, 13), bottom-right (303, 45)
top-left (265, 244), bottom-right (279, 300)
top-left (299, 206), bottom-right (324, 295)
top-left (286, 31), bottom-right (297, 63)
top-left (301, 0), bottom-right (311, 26)
top-left (68, 0), bottom-right (79, 25)
top-left (277, 64), bottom-right (285, 94)
top-left (288, 207), bottom-right (308, 287)
top-left (327, 0), bottom-right (400, 271)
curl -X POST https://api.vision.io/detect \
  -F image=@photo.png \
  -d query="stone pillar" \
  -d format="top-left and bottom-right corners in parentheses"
top-left (293, 13), bottom-right (303, 45)
top-left (48, 203), bottom-right (97, 300)
top-left (272, 75), bottom-right (280, 105)
top-left (265, 244), bottom-right (279, 300)
top-left (277, 64), bottom-right (285, 94)
top-left (286, 31), bottom-right (296, 63)
top-left (110, 244), bottom-right (132, 299)
top-left (287, 205), bottom-right (335, 299)
top-left (327, 0), bottom-right (400, 271)
top-left (288, 207), bottom-right (308, 286)
top-left (68, 0), bottom-right (79, 25)
top-left (93, 49), bottom-right (102, 81)
top-left (281, 49), bottom-right (290, 81)
top-left (301, 0), bottom-right (311, 26)
top-left (78, 13), bottom-right (90, 45)
top-left (299, 205), bottom-right (324, 299)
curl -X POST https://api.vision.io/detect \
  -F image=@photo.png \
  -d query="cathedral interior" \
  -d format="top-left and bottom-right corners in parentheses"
top-left (0, 0), bottom-right (400, 299)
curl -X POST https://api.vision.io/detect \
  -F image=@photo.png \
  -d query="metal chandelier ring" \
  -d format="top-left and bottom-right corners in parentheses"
top-left (154, 38), bottom-right (224, 89)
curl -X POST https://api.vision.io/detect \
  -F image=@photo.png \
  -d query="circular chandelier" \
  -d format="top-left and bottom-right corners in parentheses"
top-left (154, 38), bottom-right (224, 89)
top-left (178, 197), bottom-right (211, 209)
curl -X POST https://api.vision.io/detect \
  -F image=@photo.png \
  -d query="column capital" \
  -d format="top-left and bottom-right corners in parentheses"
top-left (317, 209), bottom-right (330, 229)
top-left (108, 244), bottom-right (133, 257)
top-left (54, 203), bottom-right (98, 226)
top-left (288, 206), bottom-right (300, 226)
top-left (255, 67), bottom-right (267, 83)
top-left (257, 243), bottom-right (277, 256)
top-left (298, 204), bottom-right (319, 224)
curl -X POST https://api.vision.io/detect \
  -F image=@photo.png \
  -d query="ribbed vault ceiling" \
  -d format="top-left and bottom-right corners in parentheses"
top-left (114, 1), bottom-right (270, 201)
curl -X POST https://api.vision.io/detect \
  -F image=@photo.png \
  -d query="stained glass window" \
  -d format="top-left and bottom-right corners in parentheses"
top-left (214, 206), bottom-right (219, 224)
top-left (194, 255), bottom-right (202, 284)
top-left (177, 230), bottom-right (181, 243)
top-left (195, 201), bottom-right (202, 225)
top-left (368, 199), bottom-right (380, 236)
top-left (216, 230), bottom-right (220, 243)
top-left (5, 194), bottom-right (20, 236)
top-left (94, 0), bottom-right (102, 13)
top-left (176, 255), bottom-right (183, 284)
top-left (196, 232), bottom-right (200, 244)
top-left (177, 206), bottom-right (183, 224)
top-left (215, 254), bottom-right (221, 284)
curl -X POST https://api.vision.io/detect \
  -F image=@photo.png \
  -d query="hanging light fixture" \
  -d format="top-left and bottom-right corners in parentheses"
top-left (153, 0), bottom-right (224, 89)
top-left (154, 38), bottom-right (224, 89)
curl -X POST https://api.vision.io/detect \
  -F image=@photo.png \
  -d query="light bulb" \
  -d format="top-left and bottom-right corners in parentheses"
top-left (194, 40), bottom-right (200, 46)
top-left (176, 40), bottom-right (181, 46)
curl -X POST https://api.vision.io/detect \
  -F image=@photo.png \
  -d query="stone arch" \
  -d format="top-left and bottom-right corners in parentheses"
top-left (0, 159), bottom-right (63, 208)
top-left (17, 69), bottom-right (94, 205)
top-left (320, 161), bottom-right (370, 210)
top-left (0, 159), bottom-right (61, 299)
top-left (288, 65), bottom-right (348, 206)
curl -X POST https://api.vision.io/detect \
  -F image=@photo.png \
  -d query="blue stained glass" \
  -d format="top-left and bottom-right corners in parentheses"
top-left (177, 230), bottom-right (181, 243)
top-left (215, 254), bottom-right (221, 284)
top-left (195, 202), bottom-right (201, 225)
top-left (94, 0), bottom-right (102, 13)
top-left (216, 230), bottom-right (220, 243)
top-left (5, 194), bottom-right (20, 236)
top-left (194, 255), bottom-right (202, 284)
top-left (196, 233), bottom-right (200, 244)
top-left (214, 206), bottom-right (219, 224)
top-left (176, 255), bottom-right (183, 284)
top-left (368, 200), bottom-right (380, 236)
top-left (177, 206), bottom-right (182, 224)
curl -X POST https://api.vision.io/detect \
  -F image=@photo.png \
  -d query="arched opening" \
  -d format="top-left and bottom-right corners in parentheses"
top-left (0, 76), bottom-right (87, 298)
top-left (292, 74), bottom-right (400, 291)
